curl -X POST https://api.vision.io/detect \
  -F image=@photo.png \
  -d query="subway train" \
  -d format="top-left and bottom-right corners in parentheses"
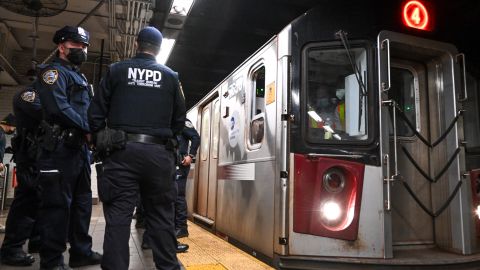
top-left (184, 1), bottom-right (480, 269)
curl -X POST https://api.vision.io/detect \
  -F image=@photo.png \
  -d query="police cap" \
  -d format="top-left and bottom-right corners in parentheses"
top-left (53, 26), bottom-right (90, 46)
top-left (137, 26), bottom-right (163, 47)
top-left (0, 113), bottom-right (16, 127)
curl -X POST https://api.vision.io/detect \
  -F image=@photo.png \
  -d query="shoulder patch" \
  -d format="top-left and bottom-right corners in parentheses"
top-left (21, 91), bottom-right (36, 103)
top-left (42, 69), bottom-right (59, 84)
top-left (185, 120), bottom-right (194, 128)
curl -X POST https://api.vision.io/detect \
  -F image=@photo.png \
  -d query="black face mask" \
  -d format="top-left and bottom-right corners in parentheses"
top-left (66, 48), bottom-right (87, 65)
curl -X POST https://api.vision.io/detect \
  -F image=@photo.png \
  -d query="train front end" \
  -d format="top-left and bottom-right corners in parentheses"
top-left (280, 1), bottom-right (480, 269)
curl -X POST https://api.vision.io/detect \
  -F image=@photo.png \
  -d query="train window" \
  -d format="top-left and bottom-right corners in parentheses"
top-left (200, 107), bottom-right (210, 161)
top-left (305, 47), bottom-right (368, 142)
top-left (388, 67), bottom-right (419, 137)
top-left (252, 66), bottom-right (266, 117)
top-left (249, 66), bottom-right (265, 146)
top-left (212, 100), bottom-right (220, 159)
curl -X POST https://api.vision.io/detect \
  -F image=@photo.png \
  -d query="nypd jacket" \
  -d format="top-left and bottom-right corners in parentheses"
top-left (178, 120), bottom-right (200, 157)
top-left (36, 57), bottom-right (92, 132)
top-left (88, 53), bottom-right (186, 138)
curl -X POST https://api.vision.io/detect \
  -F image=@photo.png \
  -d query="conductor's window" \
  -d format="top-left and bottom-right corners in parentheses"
top-left (250, 66), bottom-right (265, 146)
top-left (252, 66), bottom-right (265, 117)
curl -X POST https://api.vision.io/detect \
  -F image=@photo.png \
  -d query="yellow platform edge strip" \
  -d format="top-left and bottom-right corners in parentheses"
top-left (186, 263), bottom-right (227, 270)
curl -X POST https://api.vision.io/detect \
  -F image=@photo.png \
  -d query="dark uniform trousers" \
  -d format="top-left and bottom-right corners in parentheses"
top-left (1, 164), bottom-right (40, 253)
top-left (99, 142), bottom-right (179, 270)
top-left (175, 164), bottom-right (190, 230)
top-left (37, 144), bottom-right (93, 267)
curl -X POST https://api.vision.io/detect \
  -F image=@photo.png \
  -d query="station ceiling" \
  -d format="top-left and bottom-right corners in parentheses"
top-left (0, 0), bottom-right (478, 109)
top-left (155, 0), bottom-right (319, 108)
top-left (0, 0), bottom-right (318, 108)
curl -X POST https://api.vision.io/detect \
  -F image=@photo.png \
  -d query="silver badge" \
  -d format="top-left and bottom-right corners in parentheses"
top-left (185, 120), bottom-right (193, 128)
top-left (78, 27), bottom-right (87, 37)
top-left (42, 69), bottom-right (58, 85)
top-left (21, 91), bottom-right (36, 103)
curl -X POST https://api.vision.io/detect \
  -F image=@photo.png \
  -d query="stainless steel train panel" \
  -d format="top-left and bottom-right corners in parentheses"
top-left (186, 93), bottom-right (217, 222)
top-left (274, 24), bottom-right (291, 256)
top-left (207, 99), bottom-right (221, 220)
top-left (197, 104), bottom-right (212, 217)
top-left (214, 39), bottom-right (279, 257)
top-left (288, 165), bottom-right (386, 258)
top-left (216, 160), bottom-right (276, 257)
top-left (218, 40), bottom-right (278, 165)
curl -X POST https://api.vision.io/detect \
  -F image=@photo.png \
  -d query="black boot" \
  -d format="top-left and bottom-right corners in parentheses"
top-left (69, 251), bottom-right (102, 267)
top-left (1, 251), bottom-right (35, 266)
top-left (176, 241), bottom-right (189, 253)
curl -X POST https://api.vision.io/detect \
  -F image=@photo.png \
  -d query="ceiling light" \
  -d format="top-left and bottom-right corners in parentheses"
top-left (169, 0), bottom-right (194, 16)
top-left (156, 38), bottom-right (176, 65)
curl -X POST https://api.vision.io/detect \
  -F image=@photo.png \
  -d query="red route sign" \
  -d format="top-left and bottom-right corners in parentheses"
top-left (403, 1), bottom-right (429, 30)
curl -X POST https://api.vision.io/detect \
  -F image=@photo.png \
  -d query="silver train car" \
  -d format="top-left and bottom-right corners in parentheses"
top-left (184, 1), bottom-right (480, 269)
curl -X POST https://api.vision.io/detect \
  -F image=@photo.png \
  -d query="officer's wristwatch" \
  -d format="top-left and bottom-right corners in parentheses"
top-left (187, 154), bottom-right (195, 159)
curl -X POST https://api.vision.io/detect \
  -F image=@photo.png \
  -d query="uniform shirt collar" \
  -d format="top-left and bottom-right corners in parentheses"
top-left (53, 57), bottom-right (79, 71)
top-left (134, 52), bottom-right (157, 61)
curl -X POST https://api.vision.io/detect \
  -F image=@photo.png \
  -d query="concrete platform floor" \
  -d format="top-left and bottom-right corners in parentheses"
top-left (0, 204), bottom-right (273, 270)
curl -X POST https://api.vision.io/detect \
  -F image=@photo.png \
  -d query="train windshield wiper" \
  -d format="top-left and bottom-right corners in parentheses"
top-left (335, 30), bottom-right (367, 95)
top-left (335, 30), bottom-right (367, 131)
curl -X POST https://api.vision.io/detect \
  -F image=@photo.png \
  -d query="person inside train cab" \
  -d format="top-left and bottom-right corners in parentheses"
top-left (308, 85), bottom-right (342, 140)
top-left (334, 88), bottom-right (345, 131)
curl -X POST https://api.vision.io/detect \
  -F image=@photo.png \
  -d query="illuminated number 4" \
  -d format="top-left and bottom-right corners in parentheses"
top-left (411, 7), bottom-right (421, 25)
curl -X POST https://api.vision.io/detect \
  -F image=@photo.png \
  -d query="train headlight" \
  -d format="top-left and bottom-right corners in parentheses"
top-left (475, 205), bottom-right (480, 220)
top-left (321, 201), bottom-right (342, 221)
top-left (323, 168), bottom-right (346, 194)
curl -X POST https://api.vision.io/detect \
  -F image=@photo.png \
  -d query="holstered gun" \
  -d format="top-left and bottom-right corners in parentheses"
top-left (11, 128), bottom-right (40, 162)
top-left (93, 128), bottom-right (126, 161)
top-left (38, 121), bottom-right (62, 152)
top-left (165, 138), bottom-right (182, 165)
top-left (62, 128), bottom-right (86, 149)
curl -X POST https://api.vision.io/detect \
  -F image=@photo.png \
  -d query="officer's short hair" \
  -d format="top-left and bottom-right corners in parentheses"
top-left (137, 41), bottom-right (161, 55)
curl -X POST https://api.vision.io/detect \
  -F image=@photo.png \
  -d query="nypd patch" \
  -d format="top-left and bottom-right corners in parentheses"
top-left (185, 120), bottom-right (194, 128)
top-left (42, 69), bottom-right (58, 84)
top-left (21, 91), bottom-right (36, 103)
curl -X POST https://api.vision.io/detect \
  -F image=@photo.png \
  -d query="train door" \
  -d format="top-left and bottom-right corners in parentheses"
top-left (195, 98), bottom-right (220, 223)
top-left (379, 31), bottom-right (472, 254)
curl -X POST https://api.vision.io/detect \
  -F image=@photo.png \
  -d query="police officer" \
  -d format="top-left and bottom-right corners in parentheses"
top-left (175, 119), bottom-right (200, 238)
top-left (35, 26), bottom-right (101, 270)
top-left (88, 26), bottom-right (186, 270)
top-left (0, 87), bottom-right (41, 266)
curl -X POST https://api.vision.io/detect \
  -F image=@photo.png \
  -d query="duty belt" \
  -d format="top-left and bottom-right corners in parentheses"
top-left (126, 133), bottom-right (167, 145)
